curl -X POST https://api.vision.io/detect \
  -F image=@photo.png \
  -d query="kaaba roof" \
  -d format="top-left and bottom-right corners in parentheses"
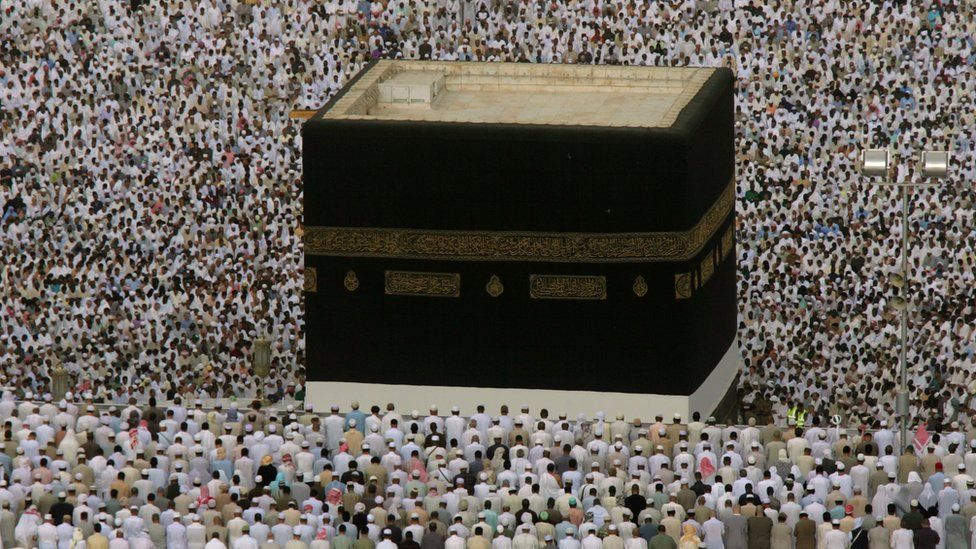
top-left (315, 60), bottom-right (717, 129)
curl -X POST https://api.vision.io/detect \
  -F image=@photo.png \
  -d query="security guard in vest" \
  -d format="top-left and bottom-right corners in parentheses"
top-left (787, 402), bottom-right (807, 428)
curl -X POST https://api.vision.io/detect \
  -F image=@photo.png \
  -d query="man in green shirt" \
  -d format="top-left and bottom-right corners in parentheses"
top-left (333, 524), bottom-right (355, 549)
top-left (353, 528), bottom-right (375, 549)
top-left (649, 525), bottom-right (677, 549)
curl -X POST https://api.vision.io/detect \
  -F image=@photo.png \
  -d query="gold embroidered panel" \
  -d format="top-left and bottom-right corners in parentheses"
top-left (304, 267), bottom-right (317, 292)
top-left (674, 273), bottom-right (692, 299)
top-left (674, 220), bottom-right (735, 299)
top-left (344, 270), bottom-right (359, 292)
top-left (529, 275), bottom-right (607, 300)
top-left (632, 276), bottom-right (648, 297)
top-left (384, 271), bottom-right (460, 297)
top-left (485, 275), bottom-right (504, 297)
top-left (721, 223), bottom-right (734, 260)
top-left (305, 180), bottom-right (733, 263)
top-left (700, 254), bottom-right (715, 287)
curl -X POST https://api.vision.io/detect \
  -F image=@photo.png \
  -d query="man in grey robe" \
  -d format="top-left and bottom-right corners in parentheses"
top-left (720, 507), bottom-right (747, 549)
top-left (943, 504), bottom-right (968, 549)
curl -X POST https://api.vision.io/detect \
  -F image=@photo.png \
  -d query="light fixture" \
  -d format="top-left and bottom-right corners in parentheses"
top-left (860, 149), bottom-right (890, 178)
top-left (920, 151), bottom-right (949, 179)
top-left (889, 297), bottom-right (907, 311)
top-left (889, 273), bottom-right (905, 288)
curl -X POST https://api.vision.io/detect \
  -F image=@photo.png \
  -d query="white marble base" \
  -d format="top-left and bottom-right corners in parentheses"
top-left (306, 339), bottom-right (741, 419)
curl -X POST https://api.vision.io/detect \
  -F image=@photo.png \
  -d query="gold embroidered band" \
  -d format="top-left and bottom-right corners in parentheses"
top-left (305, 179), bottom-right (733, 263)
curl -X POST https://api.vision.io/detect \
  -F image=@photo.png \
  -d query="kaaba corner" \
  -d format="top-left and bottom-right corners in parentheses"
top-left (302, 60), bottom-right (740, 418)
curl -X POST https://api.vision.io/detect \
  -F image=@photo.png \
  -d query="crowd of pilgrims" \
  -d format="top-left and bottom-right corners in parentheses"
top-left (3, 0), bottom-right (976, 474)
top-left (0, 399), bottom-right (971, 547)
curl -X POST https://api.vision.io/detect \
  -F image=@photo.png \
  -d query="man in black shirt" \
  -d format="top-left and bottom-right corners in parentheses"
top-left (340, 461), bottom-right (365, 485)
top-left (385, 514), bottom-right (403, 544)
top-left (401, 530), bottom-right (422, 549)
top-left (516, 499), bottom-right (538, 525)
top-left (624, 485), bottom-right (646, 524)
top-left (50, 493), bottom-right (74, 526)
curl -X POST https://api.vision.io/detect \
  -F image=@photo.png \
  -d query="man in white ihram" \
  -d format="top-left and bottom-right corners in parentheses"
top-left (444, 528), bottom-right (466, 549)
top-left (377, 529), bottom-right (399, 549)
top-left (891, 524), bottom-right (913, 549)
top-left (702, 513), bottom-right (726, 549)
top-left (167, 513), bottom-right (188, 549)
top-left (206, 532), bottom-right (229, 549)
top-left (232, 524), bottom-right (259, 549)
top-left (513, 524), bottom-right (540, 549)
top-left (558, 530), bottom-right (580, 549)
top-left (37, 514), bottom-right (58, 549)
top-left (581, 528), bottom-right (602, 549)
top-left (822, 520), bottom-right (849, 549)
top-left (187, 515), bottom-right (208, 548)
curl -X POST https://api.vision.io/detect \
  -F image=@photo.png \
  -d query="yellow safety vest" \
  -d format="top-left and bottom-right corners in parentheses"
top-left (788, 406), bottom-right (807, 427)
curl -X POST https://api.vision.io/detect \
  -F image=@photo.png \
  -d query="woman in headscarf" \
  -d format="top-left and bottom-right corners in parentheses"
top-left (57, 427), bottom-right (80, 463)
top-left (891, 478), bottom-right (912, 516)
top-left (575, 416), bottom-right (593, 446)
top-left (773, 449), bottom-right (795, 481)
top-left (917, 481), bottom-right (938, 516)
top-left (482, 462), bottom-right (497, 485)
top-left (490, 446), bottom-right (506, 479)
top-left (69, 526), bottom-right (85, 548)
top-left (871, 479), bottom-right (895, 520)
top-left (906, 472), bottom-right (925, 502)
top-left (678, 523), bottom-right (702, 549)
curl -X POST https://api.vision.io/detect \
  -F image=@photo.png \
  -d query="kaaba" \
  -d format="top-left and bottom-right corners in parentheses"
top-left (303, 61), bottom-right (739, 417)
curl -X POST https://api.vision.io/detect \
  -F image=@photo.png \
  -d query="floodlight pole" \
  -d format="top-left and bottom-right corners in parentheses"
top-left (862, 149), bottom-right (949, 451)
top-left (897, 179), bottom-right (909, 450)
top-left (879, 173), bottom-right (912, 450)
